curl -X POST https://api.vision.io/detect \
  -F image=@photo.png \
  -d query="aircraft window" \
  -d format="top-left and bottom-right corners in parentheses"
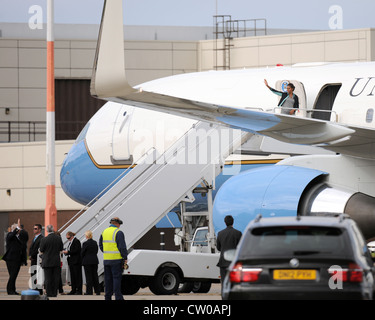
top-left (366, 108), bottom-right (374, 123)
top-left (123, 111), bottom-right (127, 117)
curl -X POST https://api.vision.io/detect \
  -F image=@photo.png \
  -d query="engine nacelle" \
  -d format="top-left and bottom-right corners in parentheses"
top-left (213, 165), bottom-right (326, 233)
top-left (302, 183), bottom-right (375, 239)
top-left (213, 165), bottom-right (375, 239)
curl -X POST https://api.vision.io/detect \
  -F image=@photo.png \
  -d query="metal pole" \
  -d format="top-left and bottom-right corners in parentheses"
top-left (207, 186), bottom-right (216, 253)
top-left (45, 0), bottom-right (57, 229)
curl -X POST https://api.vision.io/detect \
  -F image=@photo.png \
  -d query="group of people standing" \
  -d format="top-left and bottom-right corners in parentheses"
top-left (3, 214), bottom-right (241, 298)
top-left (39, 226), bottom-right (101, 297)
top-left (2, 217), bottom-right (128, 300)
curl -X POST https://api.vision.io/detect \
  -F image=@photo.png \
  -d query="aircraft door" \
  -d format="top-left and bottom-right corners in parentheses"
top-left (312, 84), bottom-right (341, 121)
top-left (111, 105), bottom-right (133, 165)
top-left (275, 80), bottom-right (307, 117)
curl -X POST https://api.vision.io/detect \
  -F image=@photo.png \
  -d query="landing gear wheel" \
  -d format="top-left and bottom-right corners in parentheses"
top-left (149, 267), bottom-right (180, 295)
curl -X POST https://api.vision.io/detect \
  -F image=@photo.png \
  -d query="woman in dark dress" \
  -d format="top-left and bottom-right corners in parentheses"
top-left (81, 230), bottom-right (101, 295)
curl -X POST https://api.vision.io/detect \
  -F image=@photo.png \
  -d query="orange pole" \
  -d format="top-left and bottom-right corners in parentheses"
top-left (45, 0), bottom-right (57, 229)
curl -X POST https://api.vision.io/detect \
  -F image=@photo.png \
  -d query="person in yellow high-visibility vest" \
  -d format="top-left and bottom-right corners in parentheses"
top-left (99, 217), bottom-right (128, 300)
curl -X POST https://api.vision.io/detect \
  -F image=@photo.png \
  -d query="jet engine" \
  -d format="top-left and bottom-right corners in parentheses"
top-left (213, 165), bottom-right (375, 239)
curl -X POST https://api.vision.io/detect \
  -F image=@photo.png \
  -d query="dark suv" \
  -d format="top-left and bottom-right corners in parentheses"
top-left (222, 214), bottom-right (375, 300)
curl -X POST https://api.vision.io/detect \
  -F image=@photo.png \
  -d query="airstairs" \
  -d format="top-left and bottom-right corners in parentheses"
top-left (59, 121), bottom-right (250, 277)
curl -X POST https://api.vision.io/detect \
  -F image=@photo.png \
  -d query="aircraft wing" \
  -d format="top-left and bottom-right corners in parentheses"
top-left (90, 0), bottom-right (375, 160)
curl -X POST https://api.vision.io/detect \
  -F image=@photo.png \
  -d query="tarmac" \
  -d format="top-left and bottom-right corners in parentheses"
top-left (0, 286), bottom-right (222, 301)
top-left (0, 260), bottom-right (221, 301)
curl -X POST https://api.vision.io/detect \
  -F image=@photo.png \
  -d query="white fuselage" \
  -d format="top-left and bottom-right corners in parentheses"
top-left (86, 62), bottom-right (375, 167)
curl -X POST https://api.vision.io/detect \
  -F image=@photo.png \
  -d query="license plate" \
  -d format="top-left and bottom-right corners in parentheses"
top-left (273, 269), bottom-right (316, 280)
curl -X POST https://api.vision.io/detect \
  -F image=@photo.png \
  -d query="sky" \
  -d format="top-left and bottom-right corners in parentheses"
top-left (0, 0), bottom-right (375, 31)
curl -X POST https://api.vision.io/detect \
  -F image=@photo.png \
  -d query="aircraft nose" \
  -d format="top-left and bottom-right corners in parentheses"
top-left (60, 139), bottom-right (127, 206)
top-left (60, 140), bottom-right (97, 205)
top-left (60, 142), bottom-right (83, 204)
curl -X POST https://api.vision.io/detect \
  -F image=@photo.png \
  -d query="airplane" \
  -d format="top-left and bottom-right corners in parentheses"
top-left (61, 0), bottom-right (375, 241)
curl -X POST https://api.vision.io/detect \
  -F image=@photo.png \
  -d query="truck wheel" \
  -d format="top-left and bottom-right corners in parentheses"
top-left (149, 267), bottom-right (180, 295)
top-left (121, 276), bottom-right (141, 295)
top-left (192, 281), bottom-right (212, 293)
top-left (178, 282), bottom-right (194, 293)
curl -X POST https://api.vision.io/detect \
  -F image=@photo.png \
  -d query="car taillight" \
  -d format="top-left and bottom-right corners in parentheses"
top-left (328, 263), bottom-right (363, 283)
top-left (347, 263), bottom-right (363, 282)
top-left (229, 262), bottom-right (262, 283)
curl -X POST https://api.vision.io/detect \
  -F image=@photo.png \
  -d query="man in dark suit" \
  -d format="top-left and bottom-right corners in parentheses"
top-left (29, 223), bottom-right (44, 293)
top-left (2, 220), bottom-right (23, 295)
top-left (18, 224), bottom-right (29, 266)
top-left (39, 224), bottom-right (63, 297)
top-left (63, 231), bottom-right (83, 295)
top-left (216, 215), bottom-right (242, 285)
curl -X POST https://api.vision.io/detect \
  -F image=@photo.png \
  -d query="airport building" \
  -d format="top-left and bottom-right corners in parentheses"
top-left (1, 21), bottom-right (375, 254)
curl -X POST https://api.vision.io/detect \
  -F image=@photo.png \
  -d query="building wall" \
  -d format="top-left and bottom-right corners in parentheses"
top-left (0, 140), bottom-right (78, 211)
top-left (1, 28), bottom-right (374, 132)
top-left (124, 41), bottom-right (198, 85)
top-left (0, 38), bottom-right (199, 133)
top-left (200, 28), bottom-right (375, 71)
top-left (0, 139), bottom-right (78, 255)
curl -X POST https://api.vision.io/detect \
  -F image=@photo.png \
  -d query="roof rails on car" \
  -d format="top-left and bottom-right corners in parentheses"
top-left (252, 212), bottom-right (351, 223)
top-left (338, 213), bottom-right (351, 222)
top-left (307, 212), bottom-right (348, 218)
top-left (304, 212), bottom-right (351, 222)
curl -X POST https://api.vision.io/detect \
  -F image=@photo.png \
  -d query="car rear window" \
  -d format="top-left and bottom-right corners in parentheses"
top-left (238, 226), bottom-right (351, 259)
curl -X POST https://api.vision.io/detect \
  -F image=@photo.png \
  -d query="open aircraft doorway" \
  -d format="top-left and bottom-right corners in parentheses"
top-left (275, 80), bottom-right (307, 117)
top-left (312, 84), bottom-right (342, 121)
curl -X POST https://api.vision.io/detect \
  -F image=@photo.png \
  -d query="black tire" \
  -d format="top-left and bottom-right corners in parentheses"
top-left (178, 282), bottom-right (194, 293)
top-left (149, 267), bottom-right (180, 295)
top-left (121, 276), bottom-right (141, 295)
top-left (192, 281), bottom-right (212, 293)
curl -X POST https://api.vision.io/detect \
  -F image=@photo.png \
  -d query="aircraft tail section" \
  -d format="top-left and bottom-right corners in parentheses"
top-left (91, 0), bottom-right (136, 99)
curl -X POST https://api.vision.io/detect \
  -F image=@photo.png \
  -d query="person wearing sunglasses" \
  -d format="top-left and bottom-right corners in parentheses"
top-left (29, 224), bottom-right (44, 293)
